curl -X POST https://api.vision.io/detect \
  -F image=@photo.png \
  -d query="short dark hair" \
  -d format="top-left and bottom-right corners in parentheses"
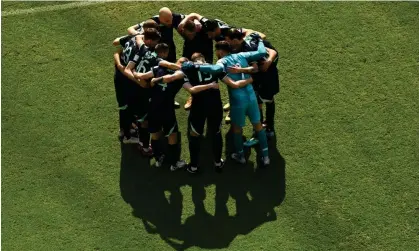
top-left (143, 28), bottom-right (161, 41)
top-left (184, 20), bottom-right (196, 32)
top-left (143, 19), bottom-right (158, 29)
top-left (226, 28), bottom-right (245, 40)
top-left (203, 19), bottom-right (218, 32)
top-left (191, 53), bottom-right (206, 63)
top-left (215, 41), bottom-right (232, 53)
top-left (155, 43), bottom-right (169, 54)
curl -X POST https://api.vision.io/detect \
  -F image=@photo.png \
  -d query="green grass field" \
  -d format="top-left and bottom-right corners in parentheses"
top-left (2, 1), bottom-right (419, 250)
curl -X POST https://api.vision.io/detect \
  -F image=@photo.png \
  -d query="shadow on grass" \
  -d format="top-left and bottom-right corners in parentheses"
top-left (120, 131), bottom-right (286, 250)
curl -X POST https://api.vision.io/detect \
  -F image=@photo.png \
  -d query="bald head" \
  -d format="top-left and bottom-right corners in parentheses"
top-left (159, 7), bottom-right (173, 26)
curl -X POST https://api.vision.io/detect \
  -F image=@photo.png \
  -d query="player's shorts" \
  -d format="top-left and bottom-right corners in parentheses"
top-left (126, 82), bottom-right (150, 123)
top-left (189, 97), bottom-right (223, 136)
top-left (253, 66), bottom-right (280, 103)
top-left (230, 99), bottom-right (260, 127)
top-left (148, 108), bottom-right (178, 136)
top-left (114, 68), bottom-right (128, 109)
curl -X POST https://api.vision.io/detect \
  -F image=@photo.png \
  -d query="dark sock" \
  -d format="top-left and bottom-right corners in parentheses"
top-left (189, 136), bottom-right (200, 167)
top-left (118, 110), bottom-right (123, 131)
top-left (266, 101), bottom-right (275, 129)
top-left (213, 132), bottom-right (223, 163)
top-left (121, 109), bottom-right (131, 138)
top-left (167, 144), bottom-right (179, 166)
top-left (151, 139), bottom-right (162, 159)
top-left (139, 127), bottom-right (150, 148)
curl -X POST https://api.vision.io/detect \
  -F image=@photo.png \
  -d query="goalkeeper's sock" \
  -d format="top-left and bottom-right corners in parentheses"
top-left (256, 129), bottom-right (269, 157)
top-left (233, 132), bottom-right (244, 154)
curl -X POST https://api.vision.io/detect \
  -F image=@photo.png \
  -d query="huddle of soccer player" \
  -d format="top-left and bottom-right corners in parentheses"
top-left (113, 7), bottom-right (280, 173)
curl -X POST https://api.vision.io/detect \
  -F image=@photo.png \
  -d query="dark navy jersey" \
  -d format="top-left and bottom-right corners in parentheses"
top-left (137, 13), bottom-right (185, 44)
top-left (200, 17), bottom-right (232, 42)
top-left (130, 44), bottom-right (161, 73)
top-left (149, 66), bottom-right (184, 110)
top-left (241, 33), bottom-right (278, 65)
top-left (119, 35), bottom-right (138, 66)
top-left (182, 65), bottom-right (223, 102)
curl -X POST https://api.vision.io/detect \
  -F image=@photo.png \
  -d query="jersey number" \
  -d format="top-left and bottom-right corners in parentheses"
top-left (197, 72), bottom-right (212, 82)
top-left (122, 42), bottom-right (132, 64)
top-left (136, 59), bottom-right (150, 73)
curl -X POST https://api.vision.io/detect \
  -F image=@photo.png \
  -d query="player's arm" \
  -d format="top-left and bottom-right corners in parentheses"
top-left (124, 62), bottom-right (149, 88)
top-left (150, 70), bottom-right (184, 86)
top-left (127, 24), bottom-right (141, 35)
top-left (196, 62), bottom-right (225, 73)
top-left (114, 48), bottom-right (125, 73)
top-left (242, 28), bottom-right (266, 40)
top-left (177, 13), bottom-right (203, 32)
top-left (158, 60), bottom-right (181, 71)
top-left (259, 47), bottom-right (278, 72)
top-left (113, 36), bottom-right (126, 46)
top-left (134, 70), bottom-right (154, 80)
top-left (241, 40), bottom-right (267, 62)
top-left (227, 63), bottom-right (258, 74)
top-left (222, 76), bottom-right (253, 89)
top-left (183, 82), bottom-right (219, 94)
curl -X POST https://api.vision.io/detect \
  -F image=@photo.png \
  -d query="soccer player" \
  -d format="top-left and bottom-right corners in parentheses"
top-left (127, 8), bottom-right (185, 109)
top-left (147, 58), bottom-right (190, 171)
top-left (119, 28), bottom-right (161, 153)
top-left (177, 19), bottom-right (213, 110)
top-left (113, 19), bottom-right (159, 47)
top-left (113, 30), bottom-right (159, 143)
top-left (127, 7), bottom-right (184, 63)
top-left (182, 39), bottom-right (270, 167)
top-left (154, 53), bottom-right (252, 173)
top-left (225, 29), bottom-right (279, 137)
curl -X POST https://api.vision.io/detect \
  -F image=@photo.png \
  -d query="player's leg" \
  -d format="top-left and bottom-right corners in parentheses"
top-left (181, 40), bottom-right (195, 111)
top-left (230, 105), bottom-right (246, 164)
top-left (260, 69), bottom-right (280, 137)
top-left (149, 114), bottom-right (164, 167)
top-left (114, 70), bottom-right (127, 139)
top-left (163, 112), bottom-right (186, 171)
top-left (136, 94), bottom-right (152, 156)
top-left (207, 98), bottom-right (224, 172)
top-left (186, 104), bottom-right (206, 174)
top-left (248, 99), bottom-right (270, 167)
top-left (122, 83), bottom-right (140, 144)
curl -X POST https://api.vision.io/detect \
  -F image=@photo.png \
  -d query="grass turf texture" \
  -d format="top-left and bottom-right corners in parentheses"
top-left (2, 1), bottom-right (419, 250)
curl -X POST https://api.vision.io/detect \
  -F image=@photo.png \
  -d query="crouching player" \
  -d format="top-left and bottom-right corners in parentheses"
top-left (147, 57), bottom-right (188, 171)
top-left (182, 39), bottom-right (270, 167)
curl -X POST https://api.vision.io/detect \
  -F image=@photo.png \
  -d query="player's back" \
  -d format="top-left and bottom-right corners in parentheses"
top-left (150, 66), bottom-right (184, 110)
top-left (221, 54), bottom-right (256, 106)
top-left (119, 35), bottom-right (137, 66)
top-left (183, 65), bottom-right (220, 102)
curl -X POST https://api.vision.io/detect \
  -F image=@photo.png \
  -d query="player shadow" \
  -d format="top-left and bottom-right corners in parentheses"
top-left (119, 134), bottom-right (186, 243)
top-left (119, 130), bottom-right (286, 251)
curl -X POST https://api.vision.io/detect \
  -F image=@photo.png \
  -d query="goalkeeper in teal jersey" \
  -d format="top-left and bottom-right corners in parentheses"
top-left (181, 38), bottom-right (270, 167)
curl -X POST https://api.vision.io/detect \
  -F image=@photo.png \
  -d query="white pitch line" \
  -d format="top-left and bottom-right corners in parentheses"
top-left (2, 1), bottom-right (107, 17)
